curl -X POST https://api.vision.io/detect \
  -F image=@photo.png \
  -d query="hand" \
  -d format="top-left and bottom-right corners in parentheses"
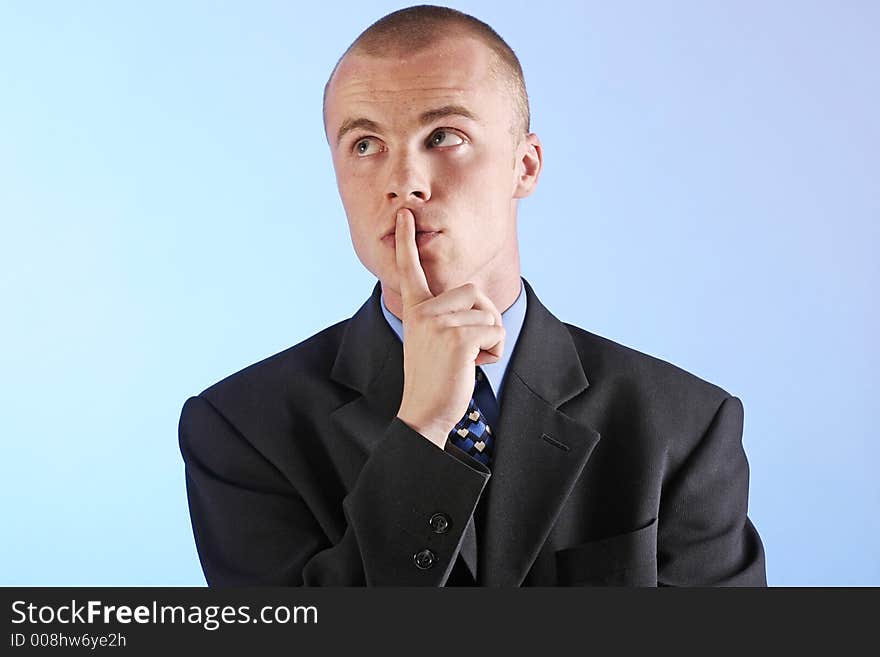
top-left (394, 209), bottom-right (506, 449)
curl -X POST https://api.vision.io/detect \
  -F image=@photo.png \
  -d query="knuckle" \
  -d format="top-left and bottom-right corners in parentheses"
top-left (457, 328), bottom-right (478, 351)
top-left (411, 304), bottom-right (430, 322)
top-left (441, 325), bottom-right (462, 345)
top-left (450, 325), bottom-right (469, 343)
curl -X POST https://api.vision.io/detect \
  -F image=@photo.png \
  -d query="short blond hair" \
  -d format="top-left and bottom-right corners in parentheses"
top-left (323, 5), bottom-right (530, 140)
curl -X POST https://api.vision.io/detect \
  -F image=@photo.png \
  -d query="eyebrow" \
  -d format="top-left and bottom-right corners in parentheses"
top-left (335, 104), bottom-right (480, 146)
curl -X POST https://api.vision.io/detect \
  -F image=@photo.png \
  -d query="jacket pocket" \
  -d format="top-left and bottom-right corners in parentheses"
top-left (555, 518), bottom-right (658, 586)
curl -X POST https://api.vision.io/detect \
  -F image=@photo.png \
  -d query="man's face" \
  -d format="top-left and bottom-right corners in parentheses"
top-left (324, 35), bottom-right (536, 310)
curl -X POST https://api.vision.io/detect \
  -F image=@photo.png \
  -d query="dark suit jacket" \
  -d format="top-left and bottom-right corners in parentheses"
top-left (178, 277), bottom-right (766, 586)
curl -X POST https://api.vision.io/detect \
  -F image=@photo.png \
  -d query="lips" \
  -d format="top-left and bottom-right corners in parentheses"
top-left (382, 226), bottom-right (441, 238)
top-left (381, 208), bottom-right (442, 238)
top-left (381, 230), bottom-right (441, 248)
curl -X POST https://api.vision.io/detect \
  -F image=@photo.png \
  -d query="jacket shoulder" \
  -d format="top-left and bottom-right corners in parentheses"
top-left (564, 323), bottom-right (731, 399)
top-left (561, 322), bottom-right (735, 445)
top-left (197, 318), bottom-right (349, 411)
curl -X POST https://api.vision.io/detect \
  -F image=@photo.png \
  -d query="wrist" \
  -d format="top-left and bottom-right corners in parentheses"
top-left (396, 413), bottom-right (449, 449)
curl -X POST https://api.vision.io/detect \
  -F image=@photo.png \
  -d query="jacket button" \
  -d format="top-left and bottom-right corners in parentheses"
top-left (413, 549), bottom-right (436, 570)
top-left (429, 513), bottom-right (451, 534)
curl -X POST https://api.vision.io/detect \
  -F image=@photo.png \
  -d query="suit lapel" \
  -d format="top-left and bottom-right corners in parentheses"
top-left (328, 282), bottom-right (403, 457)
top-left (479, 279), bottom-right (601, 586)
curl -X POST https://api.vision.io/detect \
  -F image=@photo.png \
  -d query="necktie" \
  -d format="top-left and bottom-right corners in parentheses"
top-left (447, 368), bottom-right (496, 466)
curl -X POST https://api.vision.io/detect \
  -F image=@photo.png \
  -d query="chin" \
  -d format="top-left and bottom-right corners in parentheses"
top-left (423, 269), bottom-right (462, 297)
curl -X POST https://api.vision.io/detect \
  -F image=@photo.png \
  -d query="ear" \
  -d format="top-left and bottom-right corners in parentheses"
top-left (513, 133), bottom-right (543, 199)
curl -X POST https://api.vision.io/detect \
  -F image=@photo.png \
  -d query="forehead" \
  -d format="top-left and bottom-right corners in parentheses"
top-left (326, 36), bottom-right (506, 131)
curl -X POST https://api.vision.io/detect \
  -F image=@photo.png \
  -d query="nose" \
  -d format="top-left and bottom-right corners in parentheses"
top-left (384, 150), bottom-right (431, 203)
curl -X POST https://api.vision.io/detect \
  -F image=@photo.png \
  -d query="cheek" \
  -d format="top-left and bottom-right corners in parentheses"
top-left (334, 166), bottom-right (375, 244)
top-left (337, 166), bottom-right (367, 206)
top-left (335, 152), bottom-right (377, 194)
top-left (337, 169), bottom-right (384, 237)
top-left (443, 153), bottom-right (510, 212)
top-left (439, 155), bottom-right (486, 197)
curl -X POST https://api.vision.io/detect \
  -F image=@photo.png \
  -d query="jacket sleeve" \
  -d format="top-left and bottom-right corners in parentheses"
top-left (657, 395), bottom-right (767, 586)
top-left (178, 395), bottom-right (490, 586)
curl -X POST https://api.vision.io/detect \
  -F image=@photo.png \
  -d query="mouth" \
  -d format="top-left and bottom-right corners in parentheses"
top-left (381, 230), bottom-right (442, 248)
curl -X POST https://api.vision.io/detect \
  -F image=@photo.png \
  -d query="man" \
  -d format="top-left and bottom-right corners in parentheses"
top-left (178, 5), bottom-right (766, 586)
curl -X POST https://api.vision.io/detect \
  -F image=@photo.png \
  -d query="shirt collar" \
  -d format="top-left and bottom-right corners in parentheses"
top-left (380, 278), bottom-right (527, 402)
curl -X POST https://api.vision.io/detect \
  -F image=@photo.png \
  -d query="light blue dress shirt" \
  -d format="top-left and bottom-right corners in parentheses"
top-left (379, 277), bottom-right (527, 405)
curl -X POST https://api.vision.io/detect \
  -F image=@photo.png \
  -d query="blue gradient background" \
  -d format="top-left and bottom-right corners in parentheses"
top-left (1, 1), bottom-right (876, 586)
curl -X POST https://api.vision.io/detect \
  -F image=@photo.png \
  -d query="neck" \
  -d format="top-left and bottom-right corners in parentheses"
top-left (381, 268), bottom-right (522, 320)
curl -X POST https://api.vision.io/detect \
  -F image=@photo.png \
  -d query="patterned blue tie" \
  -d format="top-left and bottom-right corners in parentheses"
top-left (448, 368), bottom-right (496, 466)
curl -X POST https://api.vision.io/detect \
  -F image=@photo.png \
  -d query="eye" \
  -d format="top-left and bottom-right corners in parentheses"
top-left (427, 129), bottom-right (465, 148)
top-left (353, 137), bottom-right (382, 157)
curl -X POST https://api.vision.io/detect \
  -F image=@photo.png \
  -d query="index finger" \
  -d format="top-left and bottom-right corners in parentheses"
top-left (394, 208), bottom-right (433, 308)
